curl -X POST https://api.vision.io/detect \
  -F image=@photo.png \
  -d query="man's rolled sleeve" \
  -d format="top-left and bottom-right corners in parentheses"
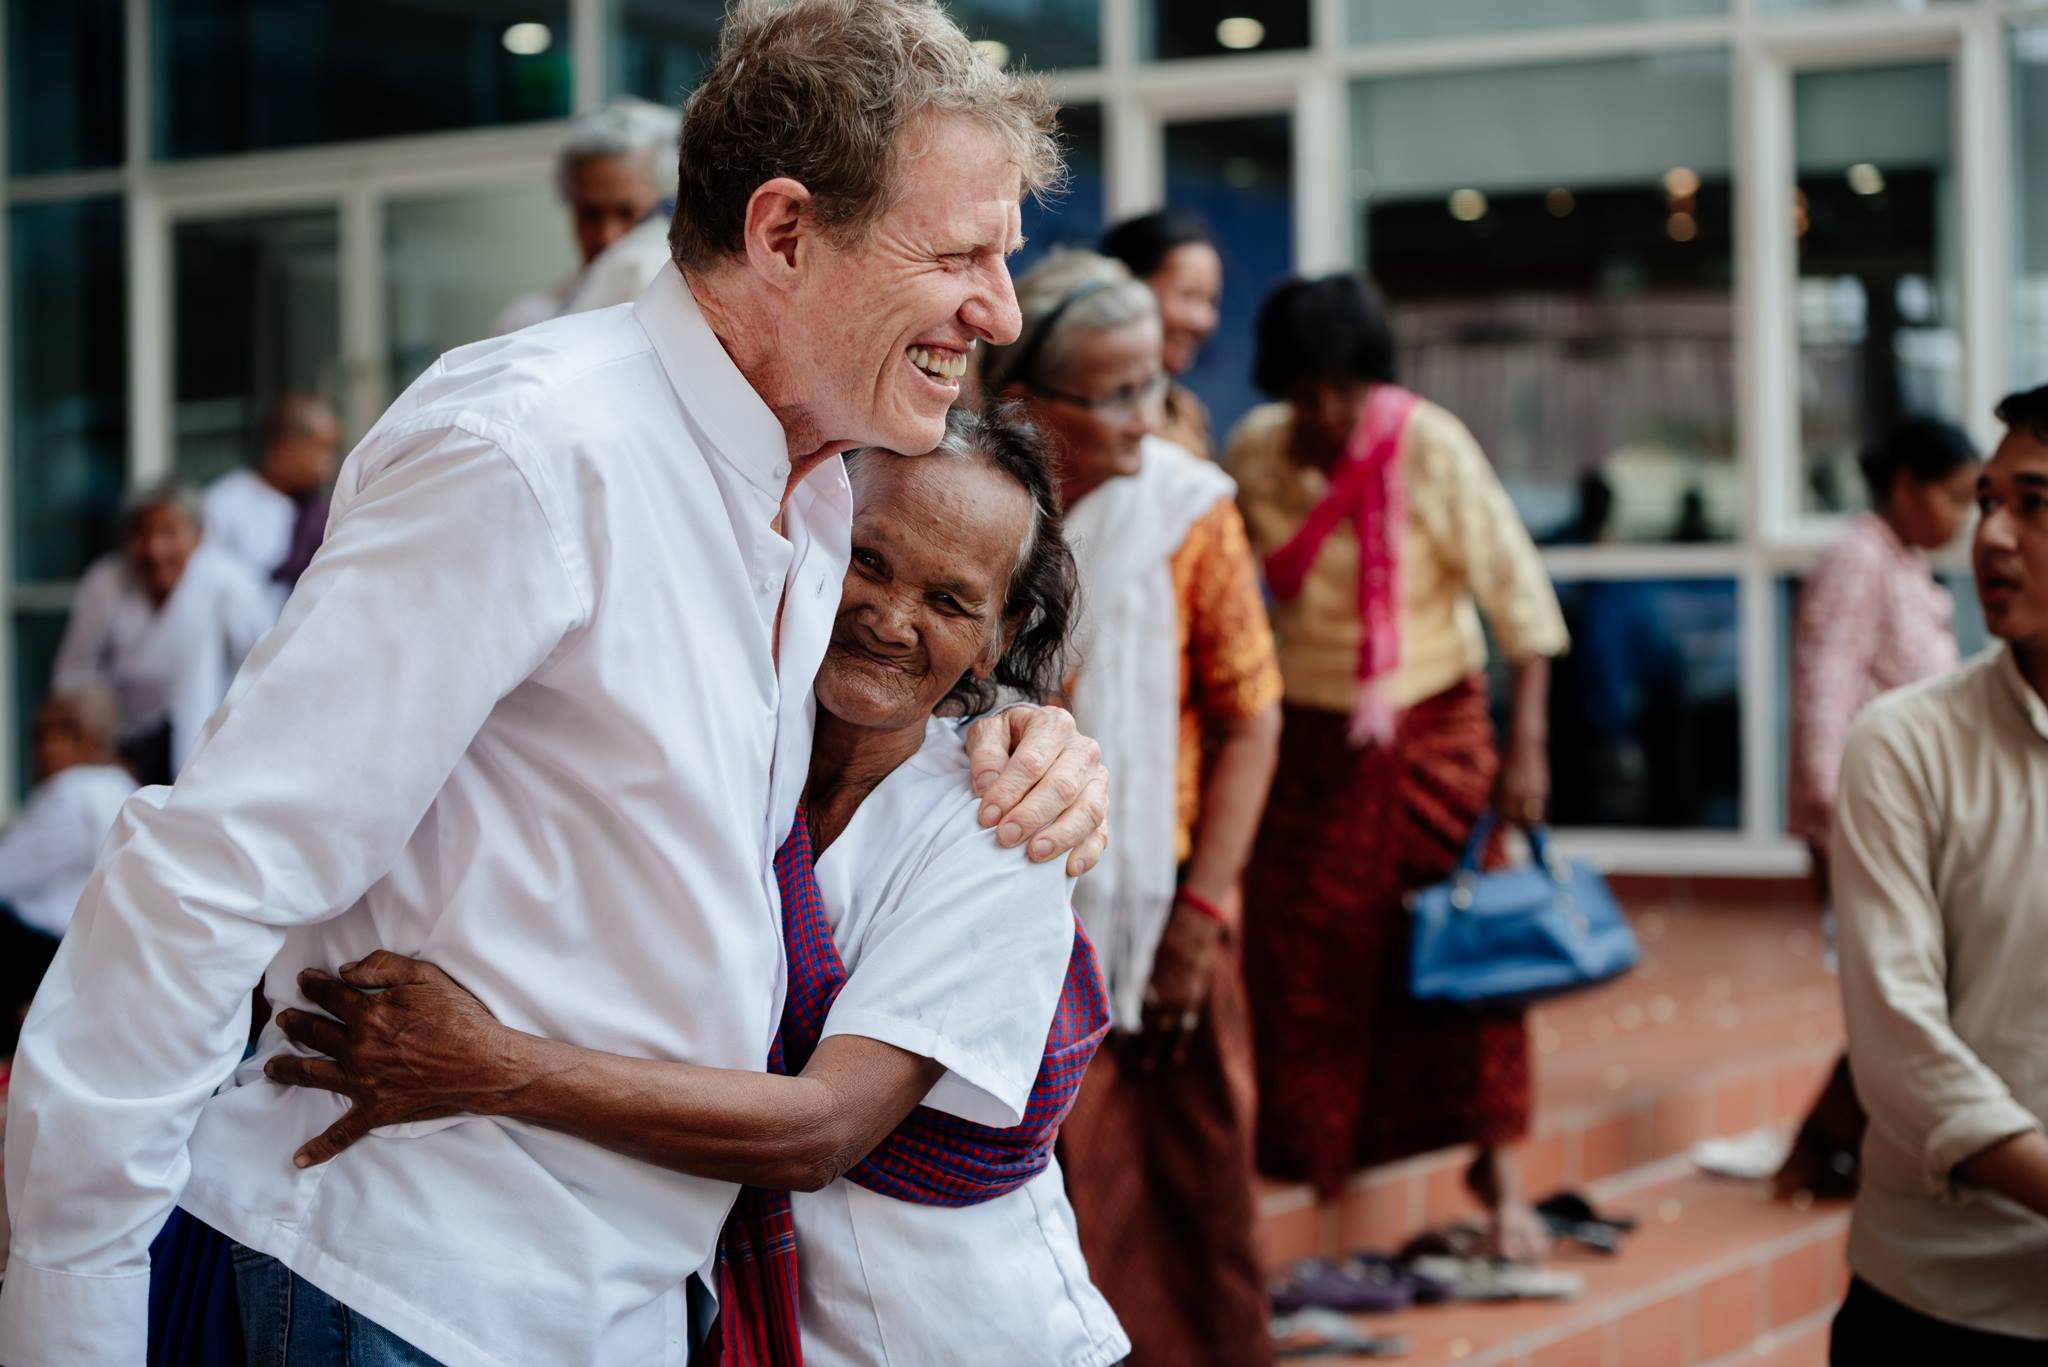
top-left (1831, 717), bottom-right (2043, 1202)
top-left (0, 421), bottom-right (587, 1367)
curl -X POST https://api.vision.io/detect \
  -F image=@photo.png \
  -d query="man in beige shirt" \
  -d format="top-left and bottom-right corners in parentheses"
top-left (1830, 383), bottom-right (2048, 1361)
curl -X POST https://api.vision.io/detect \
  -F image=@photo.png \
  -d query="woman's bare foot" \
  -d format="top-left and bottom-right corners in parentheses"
top-left (1466, 1145), bottom-right (1554, 1262)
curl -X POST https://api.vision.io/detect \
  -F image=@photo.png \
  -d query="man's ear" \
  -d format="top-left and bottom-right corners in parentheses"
top-left (741, 177), bottom-right (815, 290)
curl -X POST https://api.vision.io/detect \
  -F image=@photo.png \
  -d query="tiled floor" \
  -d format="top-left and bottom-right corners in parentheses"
top-left (1257, 884), bottom-right (1851, 1367)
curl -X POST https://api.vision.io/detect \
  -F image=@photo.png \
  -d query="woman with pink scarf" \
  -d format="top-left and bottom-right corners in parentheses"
top-left (1232, 274), bottom-right (1570, 1258)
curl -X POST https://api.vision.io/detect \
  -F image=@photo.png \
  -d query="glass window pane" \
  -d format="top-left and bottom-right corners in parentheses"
top-left (8, 0), bottom-right (124, 174)
top-left (2015, 21), bottom-right (2048, 389)
top-left (1145, 1), bottom-right (1307, 60)
top-left (156, 1), bottom-right (570, 160)
top-left (1793, 63), bottom-right (1957, 517)
top-left (13, 610), bottom-right (70, 799)
top-left (1164, 114), bottom-right (1293, 447)
top-left (1354, 53), bottom-right (1737, 545)
top-left (173, 211), bottom-right (341, 488)
top-left (1350, 0), bottom-right (1722, 46)
top-left (1017, 104), bottom-right (1103, 274)
top-left (612, 0), bottom-right (723, 104)
top-left (1527, 576), bottom-right (1742, 830)
top-left (949, 1), bottom-right (1099, 72)
top-left (386, 183), bottom-right (573, 398)
top-left (9, 199), bottom-right (127, 583)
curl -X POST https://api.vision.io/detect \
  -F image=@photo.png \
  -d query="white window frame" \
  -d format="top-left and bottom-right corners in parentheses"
top-left (0, 0), bottom-right (2039, 874)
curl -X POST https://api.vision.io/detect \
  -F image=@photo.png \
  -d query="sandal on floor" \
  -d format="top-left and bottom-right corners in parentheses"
top-left (1692, 1130), bottom-right (1793, 1182)
top-left (1534, 1190), bottom-right (1637, 1254)
top-left (1406, 1255), bottom-right (1585, 1303)
top-left (1269, 1257), bottom-right (1414, 1315)
top-left (1270, 1308), bottom-right (1411, 1359)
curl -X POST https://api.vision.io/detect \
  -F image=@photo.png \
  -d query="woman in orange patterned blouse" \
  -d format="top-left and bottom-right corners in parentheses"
top-left (984, 250), bottom-right (1284, 1367)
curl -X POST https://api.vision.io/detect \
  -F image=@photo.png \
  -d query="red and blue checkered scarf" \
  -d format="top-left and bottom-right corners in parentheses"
top-left (715, 813), bottom-right (1111, 1366)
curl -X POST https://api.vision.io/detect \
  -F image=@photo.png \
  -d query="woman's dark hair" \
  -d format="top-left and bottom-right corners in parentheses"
top-left (845, 404), bottom-right (1076, 718)
top-left (1858, 415), bottom-right (1979, 502)
top-left (1252, 273), bottom-right (1399, 398)
top-left (1995, 383), bottom-right (2048, 444)
top-left (1098, 208), bottom-right (1215, 281)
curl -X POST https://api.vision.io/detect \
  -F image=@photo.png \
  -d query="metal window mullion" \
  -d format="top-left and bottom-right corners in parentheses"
top-left (571, 0), bottom-right (607, 112)
top-left (1292, 70), bottom-right (1347, 275)
top-left (1958, 10), bottom-right (2013, 431)
top-left (340, 185), bottom-right (385, 438)
top-left (128, 184), bottom-right (171, 486)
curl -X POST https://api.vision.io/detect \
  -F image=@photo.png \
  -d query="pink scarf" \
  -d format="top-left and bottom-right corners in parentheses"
top-left (1262, 384), bottom-right (1419, 685)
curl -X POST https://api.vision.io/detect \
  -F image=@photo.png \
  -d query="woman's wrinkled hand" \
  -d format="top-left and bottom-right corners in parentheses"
top-left (264, 950), bottom-right (518, 1168)
top-left (1136, 891), bottom-right (1234, 1072)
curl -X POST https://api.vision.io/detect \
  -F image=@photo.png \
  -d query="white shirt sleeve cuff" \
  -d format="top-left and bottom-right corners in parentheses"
top-left (820, 1007), bottom-right (1033, 1129)
top-left (1925, 1105), bottom-right (2045, 1201)
top-left (0, 1255), bottom-right (149, 1367)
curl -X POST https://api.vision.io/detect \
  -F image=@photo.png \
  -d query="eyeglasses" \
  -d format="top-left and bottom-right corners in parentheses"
top-left (1030, 371), bottom-right (1171, 421)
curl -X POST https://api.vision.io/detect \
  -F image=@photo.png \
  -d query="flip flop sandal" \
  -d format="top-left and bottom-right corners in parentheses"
top-left (1270, 1309), bottom-right (1411, 1359)
top-left (1269, 1258), bottom-right (1414, 1315)
top-left (1535, 1190), bottom-right (1638, 1234)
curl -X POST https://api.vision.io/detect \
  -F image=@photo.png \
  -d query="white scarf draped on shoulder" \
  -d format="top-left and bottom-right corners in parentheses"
top-left (1061, 435), bottom-right (1236, 1032)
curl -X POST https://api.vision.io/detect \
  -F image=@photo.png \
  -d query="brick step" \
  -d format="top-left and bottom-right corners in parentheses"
top-left (1260, 897), bottom-right (1845, 1263)
top-left (1254, 890), bottom-right (1850, 1366)
top-left (1304, 1166), bottom-right (1849, 1367)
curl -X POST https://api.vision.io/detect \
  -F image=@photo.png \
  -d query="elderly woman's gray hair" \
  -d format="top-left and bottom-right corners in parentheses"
top-left (980, 249), bottom-right (1159, 394)
top-left (120, 478), bottom-right (203, 535)
top-left (558, 98), bottom-right (682, 201)
top-left (669, 0), bottom-right (1063, 271)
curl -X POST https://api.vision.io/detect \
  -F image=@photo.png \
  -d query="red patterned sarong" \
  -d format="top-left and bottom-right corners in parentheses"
top-left (1241, 679), bottom-right (1532, 1198)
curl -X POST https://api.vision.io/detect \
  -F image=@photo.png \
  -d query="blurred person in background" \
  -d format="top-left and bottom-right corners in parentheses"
top-left (987, 250), bottom-right (1283, 1366)
top-left (1100, 209), bottom-right (1222, 460)
top-left (1232, 274), bottom-right (1570, 1259)
top-left (0, 688), bottom-right (136, 1051)
top-left (1826, 385), bottom-right (2048, 1361)
top-left (203, 392), bottom-right (342, 619)
top-left (53, 480), bottom-right (270, 785)
top-left (494, 97), bottom-right (681, 335)
top-left (1780, 415), bottom-right (1979, 1200)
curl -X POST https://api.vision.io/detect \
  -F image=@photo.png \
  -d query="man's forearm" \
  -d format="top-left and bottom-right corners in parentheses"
top-left (1958, 1131), bottom-right (2048, 1218)
top-left (486, 1029), bottom-right (940, 1192)
top-left (1181, 704), bottom-right (1281, 908)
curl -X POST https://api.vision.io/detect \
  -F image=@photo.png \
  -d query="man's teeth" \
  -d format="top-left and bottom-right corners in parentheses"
top-left (907, 346), bottom-right (968, 381)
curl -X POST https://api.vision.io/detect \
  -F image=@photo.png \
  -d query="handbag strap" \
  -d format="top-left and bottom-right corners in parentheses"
top-left (1457, 811), bottom-right (1560, 878)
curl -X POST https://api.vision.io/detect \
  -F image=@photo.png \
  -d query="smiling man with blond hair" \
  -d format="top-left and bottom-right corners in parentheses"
top-left (0, 5), bottom-right (1107, 1365)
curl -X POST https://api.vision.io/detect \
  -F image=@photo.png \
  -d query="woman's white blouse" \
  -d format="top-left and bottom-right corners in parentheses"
top-left (795, 717), bottom-right (1129, 1367)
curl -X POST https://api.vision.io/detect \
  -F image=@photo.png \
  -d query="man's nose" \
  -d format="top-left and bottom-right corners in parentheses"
top-left (1979, 506), bottom-right (2019, 551)
top-left (964, 262), bottom-right (1023, 347)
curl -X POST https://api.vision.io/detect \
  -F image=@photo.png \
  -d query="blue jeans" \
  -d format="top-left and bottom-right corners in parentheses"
top-left (230, 1244), bottom-right (442, 1367)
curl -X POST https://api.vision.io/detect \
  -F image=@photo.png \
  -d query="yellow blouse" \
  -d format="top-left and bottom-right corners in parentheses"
top-left (1227, 399), bottom-right (1568, 713)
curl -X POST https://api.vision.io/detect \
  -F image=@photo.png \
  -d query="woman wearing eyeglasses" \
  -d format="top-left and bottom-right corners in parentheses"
top-left (983, 250), bottom-right (1284, 1367)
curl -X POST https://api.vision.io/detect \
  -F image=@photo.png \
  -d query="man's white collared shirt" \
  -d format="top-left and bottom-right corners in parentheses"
top-left (0, 267), bottom-right (850, 1367)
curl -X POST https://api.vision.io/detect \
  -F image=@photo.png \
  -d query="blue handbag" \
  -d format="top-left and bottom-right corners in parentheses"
top-left (1408, 814), bottom-right (1639, 1008)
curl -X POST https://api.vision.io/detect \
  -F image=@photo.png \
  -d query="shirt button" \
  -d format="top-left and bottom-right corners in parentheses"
top-left (773, 461), bottom-right (791, 481)
top-left (759, 575), bottom-right (777, 593)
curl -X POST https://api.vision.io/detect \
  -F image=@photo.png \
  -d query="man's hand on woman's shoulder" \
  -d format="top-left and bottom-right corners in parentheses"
top-left (963, 705), bottom-right (1110, 877)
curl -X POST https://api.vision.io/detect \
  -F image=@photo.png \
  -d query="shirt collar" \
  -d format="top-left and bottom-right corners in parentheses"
top-left (633, 264), bottom-right (793, 499)
top-left (1995, 644), bottom-right (2048, 742)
